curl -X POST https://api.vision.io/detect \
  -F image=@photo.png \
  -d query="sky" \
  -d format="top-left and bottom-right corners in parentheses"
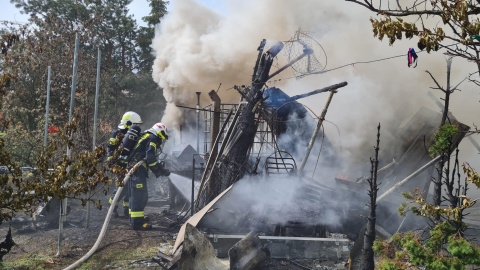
top-left (0, 1), bottom-right (29, 24)
top-left (0, 0), bottom-right (153, 25)
top-left (0, 0), bottom-right (219, 26)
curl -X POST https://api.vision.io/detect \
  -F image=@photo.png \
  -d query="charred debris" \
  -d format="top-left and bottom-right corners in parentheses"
top-left (160, 36), bottom-right (470, 269)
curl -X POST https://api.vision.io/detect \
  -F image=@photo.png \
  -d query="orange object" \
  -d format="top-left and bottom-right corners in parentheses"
top-left (48, 126), bottom-right (59, 133)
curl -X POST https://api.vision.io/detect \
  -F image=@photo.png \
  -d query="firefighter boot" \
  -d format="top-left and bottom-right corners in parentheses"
top-left (135, 223), bottom-right (152, 231)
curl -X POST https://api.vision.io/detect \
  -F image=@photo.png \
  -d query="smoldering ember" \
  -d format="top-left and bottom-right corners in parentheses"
top-left (2, 1), bottom-right (480, 270)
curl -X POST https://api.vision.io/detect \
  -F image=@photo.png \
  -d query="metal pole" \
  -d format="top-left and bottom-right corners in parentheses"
top-left (377, 155), bottom-right (441, 202)
top-left (192, 155), bottom-right (195, 216)
top-left (113, 75), bottom-right (118, 119)
top-left (85, 48), bottom-right (101, 228)
top-left (196, 92), bottom-right (201, 153)
top-left (93, 48), bottom-right (101, 151)
top-left (42, 66), bottom-right (52, 187)
top-left (297, 89), bottom-right (338, 176)
top-left (44, 66), bottom-right (51, 148)
top-left (58, 32), bottom-right (79, 257)
top-left (180, 125), bottom-right (183, 144)
top-left (208, 90), bottom-right (221, 158)
top-left (68, 34), bottom-right (79, 122)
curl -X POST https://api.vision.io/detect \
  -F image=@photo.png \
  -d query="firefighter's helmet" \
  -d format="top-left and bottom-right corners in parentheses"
top-left (118, 111), bottom-right (142, 129)
top-left (147, 122), bottom-right (169, 140)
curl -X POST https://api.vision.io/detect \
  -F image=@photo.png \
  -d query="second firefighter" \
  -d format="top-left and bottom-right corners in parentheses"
top-left (129, 122), bottom-right (170, 230)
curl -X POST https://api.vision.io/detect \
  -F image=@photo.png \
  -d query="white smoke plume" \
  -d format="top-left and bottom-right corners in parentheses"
top-left (152, 0), bottom-right (480, 193)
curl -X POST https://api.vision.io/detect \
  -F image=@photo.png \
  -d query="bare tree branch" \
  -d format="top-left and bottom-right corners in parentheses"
top-left (426, 70), bottom-right (446, 93)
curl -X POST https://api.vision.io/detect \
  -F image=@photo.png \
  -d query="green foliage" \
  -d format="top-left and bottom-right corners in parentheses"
top-left (373, 186), bottom-right (480, 269)
top-left (10, 0), bottom-right (169, 73)
top-left (0, 118), bottom-right (112, 223)
top-left (137, 0), bottom-right (169, 72)
top-left (447, 236), bottom-right (480, 264)
top-left (373, 160), bottom-right (480, 270)
top-left (0, 0), bottom-right (170, 226)
top-left (0, 254), bottom-right (55, 270)
top-left (429, 124), bottom-right (458, 157)
top-left (375, 224), bottom-right (480, 270)
top-left (376, 261), bottom-right (403, 270)
top-left (348, 0), bottom-right (480, 75)
top-left (370, 17), bottom-right (420, 45)
top-left (370, 16), bottom-right (445, 51)
top-left (117, 72), bottom-right (167, 124)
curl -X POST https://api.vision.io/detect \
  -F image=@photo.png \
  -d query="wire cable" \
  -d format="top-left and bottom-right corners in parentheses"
top-left (266, 42), bottom-right (463, 84)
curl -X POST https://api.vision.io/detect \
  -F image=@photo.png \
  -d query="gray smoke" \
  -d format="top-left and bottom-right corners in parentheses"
top-left (151, 0), bottom-right (480, 199)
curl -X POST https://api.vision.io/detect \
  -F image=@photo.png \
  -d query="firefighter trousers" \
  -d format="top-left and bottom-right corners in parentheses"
top-left (109, 174), bottom-right (129, 209)
top-left (128, 174), bottom-right (149, 229)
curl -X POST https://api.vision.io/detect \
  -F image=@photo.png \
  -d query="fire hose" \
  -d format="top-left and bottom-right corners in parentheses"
top-left (63, 160), bottom-right (145, 270)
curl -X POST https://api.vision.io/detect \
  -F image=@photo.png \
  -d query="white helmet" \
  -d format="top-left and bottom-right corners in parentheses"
top-left (147, 122), bottom-right (169, 140)
top-left (118, 111), bottom-right (142, 129)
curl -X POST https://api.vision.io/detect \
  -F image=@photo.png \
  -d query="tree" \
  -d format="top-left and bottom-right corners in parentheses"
top-left (0, 15), bottom-right (114, 224)
top-left (0, 0), bottom-right (170, 225)
top-left (345, 0), bottom-right (480, 82)
top-left (0, 117), bottom-right (112, 224)
top-left (373, 162), bottom-right (480, 269)
top-left (345, 0), bottom-right (475, 209)
top-left (373, 140), bottom-right (480, 269)
top-left (1, 15), bottom-right (109, 159)
top-left (429, 124), bottom-right (460, 210)
top-left (136, 0), bottom-right (168, 72)
top-left (11, 0), bottom-right (139, 73)
top-left (115, 72), bottom-right (167, 124)
top-left (425, 58), bottom-right (467, 209)
top-left (363, 123), bottom-right (381, 270)
top-left (0, 7), bottom-right (117, 224)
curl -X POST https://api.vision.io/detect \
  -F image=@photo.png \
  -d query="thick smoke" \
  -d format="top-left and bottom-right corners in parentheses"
top-left (152, 0), bottom-right (480, 197)
top-left (198, 175), bottom-right (353, 232)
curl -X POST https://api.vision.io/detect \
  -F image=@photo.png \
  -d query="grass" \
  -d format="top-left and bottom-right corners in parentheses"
top-left (1, 245), bottom-right (159, 270)
top-left (0, 254), bottom-right (55, 270)
top-left (76, 246), bottom-right (159, 269)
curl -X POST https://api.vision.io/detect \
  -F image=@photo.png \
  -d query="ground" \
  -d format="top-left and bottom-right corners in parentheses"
top-left (0, 179), bottom-right (349, 270)
top-left (1, 179), bottom-right (479, 270)
top-left (0, 179), bottom-right (182, 270)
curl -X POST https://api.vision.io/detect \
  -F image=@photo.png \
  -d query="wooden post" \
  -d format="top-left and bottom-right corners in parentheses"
top-left (297, 88), bottom-right (340, 176)
top-left (208, 90), bottom-right (221, 159)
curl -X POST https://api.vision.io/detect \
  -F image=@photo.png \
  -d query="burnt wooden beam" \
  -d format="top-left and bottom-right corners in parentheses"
top-left (229, 232), bottom-right (269, 270)
top-left (178, 224), bottom-right (228, 270)
top-left (207, 234), bottom-right (351, 260)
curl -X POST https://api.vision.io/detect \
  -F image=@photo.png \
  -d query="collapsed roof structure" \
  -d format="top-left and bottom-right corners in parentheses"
top-left (160, 32), bottom-right (470, 269)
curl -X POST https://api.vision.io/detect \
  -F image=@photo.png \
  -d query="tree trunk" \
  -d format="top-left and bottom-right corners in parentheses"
top-left (363, 123), bottom-right (380, 270)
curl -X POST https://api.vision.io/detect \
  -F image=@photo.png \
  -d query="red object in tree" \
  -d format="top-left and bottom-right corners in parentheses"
top-left (48, 126), bottom-right (59, 133)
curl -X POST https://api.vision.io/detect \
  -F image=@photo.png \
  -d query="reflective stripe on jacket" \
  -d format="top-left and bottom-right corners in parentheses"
top-left (132, 132), bottom-right (163, 168)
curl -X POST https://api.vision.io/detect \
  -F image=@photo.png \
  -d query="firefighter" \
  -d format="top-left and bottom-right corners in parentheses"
top-left (107, 111), bottom-right (143, 218)
top-left (129, 122), bottom-right (170, 230)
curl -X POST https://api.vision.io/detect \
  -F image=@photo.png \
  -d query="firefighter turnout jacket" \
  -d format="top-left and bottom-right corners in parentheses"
top-left (106, 128), bottom-right (127, 160)
top-left (128, 131), bottom-right (165, 230)
top-left (132, 132), bottom-right (164, 177)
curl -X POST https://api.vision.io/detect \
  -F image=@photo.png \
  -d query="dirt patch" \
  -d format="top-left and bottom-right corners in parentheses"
top-left (0, 181), bottom-right (350, 270)
top-left (3, 179), bottom-right (477, 270)
top-left (0, 179), bottom-right (183, 270)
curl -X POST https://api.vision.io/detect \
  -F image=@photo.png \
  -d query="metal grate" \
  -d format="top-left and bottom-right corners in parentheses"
top-left (264, 151), bottom-right (297, 176)
top-left (202, 103), bottom-right (275, 157)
